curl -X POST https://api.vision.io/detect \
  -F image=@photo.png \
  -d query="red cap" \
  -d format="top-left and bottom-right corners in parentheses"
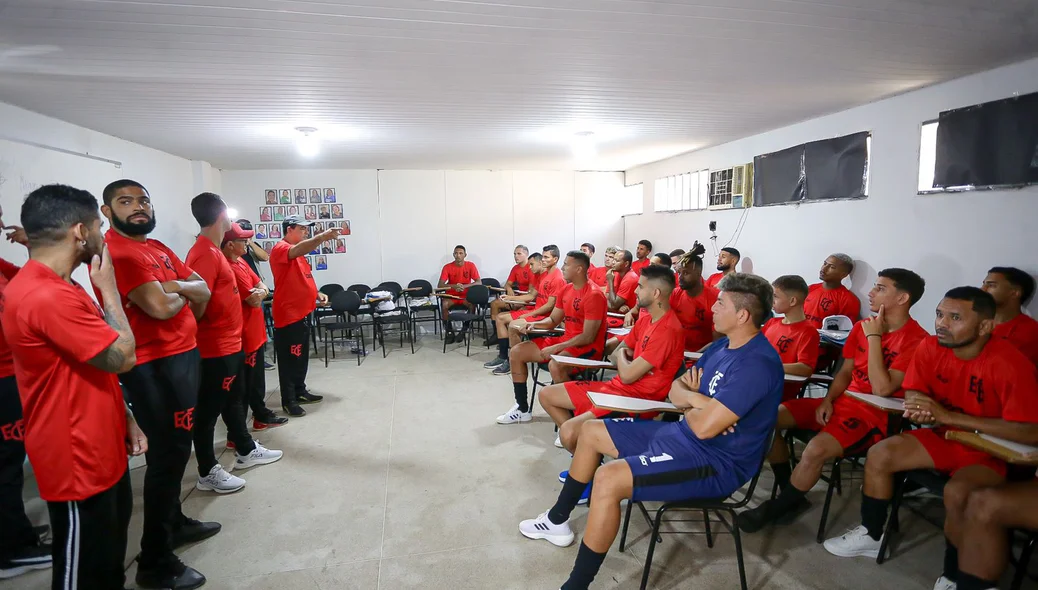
top-left (223, 222), bottom-right (254, 244)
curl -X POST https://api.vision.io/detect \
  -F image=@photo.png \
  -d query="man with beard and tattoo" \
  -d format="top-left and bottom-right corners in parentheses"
top-left (100, 179), bottom-right (213, 589)
top-left (705, 247), bottom-right (740, 289)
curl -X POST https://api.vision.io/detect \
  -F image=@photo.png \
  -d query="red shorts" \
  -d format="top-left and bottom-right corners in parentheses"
top-left (509, 310), bottom-right (544, 321)
top-left (535, 337), bottom-right (601, 374)
top-left (564, 381), bottom-right (658, 420)
top-left (908, 428), bottom-right (1007, 477)
top-left (783, 396), bottom-right (894, 454)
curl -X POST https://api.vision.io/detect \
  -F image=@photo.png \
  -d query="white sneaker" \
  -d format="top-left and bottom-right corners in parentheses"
top-left (196, 464), bottom-right (246, 494)
top-left (496, 403), bottom-right (531, 425)
top-left (823, 525), bottom-right (883, 558)
top-left (933, 576), bottom-right (957, 590)
top-left (519, 511), bottom-right (575, 547)
top-left (554, 435), bottom-right (563, 448)
top-left (234, 442), bottom-right (284, 471)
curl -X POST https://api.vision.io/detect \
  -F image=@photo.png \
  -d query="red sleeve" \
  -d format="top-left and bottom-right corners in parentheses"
top-left (469, 262), bottom-right (480, 282)
top-left (617, 275), bottom-right (638, 308)
top-left (27, 287), bottom-right (118, 363)
top-left (842, 322), bottom-right (863, 359)
top-left (110, 248), bottom-right (160, 297)
top-left (583, 290), bottom-right (607, 321)
top-left (0, 258), bottom-right (20, 280)
top-left (638, 324), bottom-right (681, 369)
top-left (900, 337), bottom-right (934, 393)
top-left (890, 329), bottom-right (925, 373)
top-left (188, 249), bottom-right (220, 292)
top-left (999, 359), bottom-right (1038, 423)
top-left (506, 266), bottom-right (518, 284)
top-left (439, 264), bottom-right (450, 284)
top-left (271, 242), bottom-right (289, 265)
top-left (233, 261), bottom-right (259, 302)
top-left (795, 324), bottom-right (820, 367)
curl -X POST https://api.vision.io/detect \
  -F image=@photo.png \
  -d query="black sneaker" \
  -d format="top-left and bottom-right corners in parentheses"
top-left (136, 557), bottom-right (206, 590)
top-left (264, 361), bottom-right (275, 371)
top-left (0, 543), bottom-right (52, 579)
top-left (736, 500), bottom-right (778, 533)
top-left (282, 404), bottom-right (306, 417)
top-left (171, 517), bottom-right (221, 550)
top-left (444, 333), bottom-right (456, 345)
top-left (297, 391), bottom-right (323, 404)
top-left (253, 412), bottom-right (289, 430)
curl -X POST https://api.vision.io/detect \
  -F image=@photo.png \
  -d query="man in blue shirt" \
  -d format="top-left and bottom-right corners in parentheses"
top-left (518, 273), bottom-right (784, 590)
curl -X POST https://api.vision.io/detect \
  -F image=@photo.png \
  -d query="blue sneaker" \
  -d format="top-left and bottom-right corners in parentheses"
top-left (558, 470), bottom-right (567, 483)
top-left (577, 483), bottom-right (591, 506)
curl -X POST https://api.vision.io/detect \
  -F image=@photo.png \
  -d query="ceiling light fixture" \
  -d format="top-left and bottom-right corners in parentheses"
top-left (295, 126), bottom-right (320, 158)
top-left (572, 131), bottom-right (596, 161)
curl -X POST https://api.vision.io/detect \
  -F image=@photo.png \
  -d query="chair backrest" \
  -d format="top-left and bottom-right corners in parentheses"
top-left (407, 279), bottom-right (433, 297)
top-left (375, 282), bottom-right (402, 299)
top-left (330, 290), bottom-right (362, 314)
top-left (823, 314), bottom-right (854, 332)
top-left (347, 284), bottom-right (371, 297)
top-left (320, 283), bottom-right (345, 296)
top-left (465, 284), bottom-right (491, 306)
top-left (726, 429), bottom-right (777, 509)
top-left (382, 281), bottom-right (402, 293)
top-left (481, 277), bottom-right (502, 289)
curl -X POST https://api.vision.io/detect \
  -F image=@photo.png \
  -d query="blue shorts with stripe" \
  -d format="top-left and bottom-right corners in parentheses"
top-left (604, 419), bottom-right (738, 503)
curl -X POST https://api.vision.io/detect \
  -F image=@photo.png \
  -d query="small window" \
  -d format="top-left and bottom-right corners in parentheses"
top-left (653, 171), bottom-right (706, 212)
top-left (622, 183), bottom-right (643, 215)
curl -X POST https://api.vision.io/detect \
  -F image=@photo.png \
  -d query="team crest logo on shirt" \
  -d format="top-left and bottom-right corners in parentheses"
top-left (696, 309), bottom-right (705, 321)
top-left (776, 335), bottom-right (794, 353)
top-left (882, 347), bottom-right (898, 367)
top-left (969, 375), bottom-right (986, 403)
top-left (245, 352), bottom-right (257, 367)
top-left (820, 298), bottom-right (833, 312)
top-left (221, 375), bottom-right (237, 391)
top-left (290, 344), bottom-right (303, 357)
top-left (0, 419), bottom-right (24, 441)
top-left (708, 371), bottom-right (724, 396)
top-left (174, 408), bottom-right (194, 431)
top-left (642, 335), bottom-right (650, 349)
top-left (161, 256), bottom-right (175, 272)
top-left (573, 297), bottom-right (581, 310)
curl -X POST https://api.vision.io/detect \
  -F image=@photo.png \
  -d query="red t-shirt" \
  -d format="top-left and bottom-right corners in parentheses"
top-left (556, 282), bottom-right (608, 351)
top-left (669, 285), bottom-right (719, 352)
top-left (705, 272), bottom-right (726, 289)
top-left (843, 317), bottom-right (928, 397)
top-left (439, 261), bottom-right (480, 298)
top-left (232, 258), bottom-right (266, 354)
top-left (506, 264), bottom-right (532, 292)
top-left (186, 235), bottom-right (243, 358)
top-left (588, 264), bottom-right (608, 287)
top-left (631, 258), bottom-right (651, 275)
top-left (2, 261), bottom-right (127, 502)
top-left (537, 267), bottom-right (565, 308)
top-left (902, 336), bottom-right (1038, 430)
top-left (764, 317), bottom-right (822, 400)
top-left (102, 230), bottom-right (198, 364)
top-left (992, 313), bottom-right (1038, 368)
top-left (609, 310), bottom-right (684, 400)
top-left (804, 283), bottom-right (861, 329)
top-left (0, 258), bottom-right (22, 378)
top-left (614, 270), bottom-right (639, 309)
top-left (270, 240), bottom-right (318, 328)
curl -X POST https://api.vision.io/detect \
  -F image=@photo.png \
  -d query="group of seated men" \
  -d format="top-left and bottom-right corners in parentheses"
top-left (457, 239), bottom-right (1038, 590)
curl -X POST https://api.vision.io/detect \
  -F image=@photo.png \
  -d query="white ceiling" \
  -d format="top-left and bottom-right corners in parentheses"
top-left (0, 0), bottom-right (1036, 171)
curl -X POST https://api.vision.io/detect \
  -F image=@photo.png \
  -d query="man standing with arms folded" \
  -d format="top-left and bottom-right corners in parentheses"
top-left (100, 179), bottom-right (213, 589)
top-left (270, 214), bottom-right (341, 416)
top-left (4, 184), bottom-right (144, 589)
top-left (187, 194), bottom-right (283, 496)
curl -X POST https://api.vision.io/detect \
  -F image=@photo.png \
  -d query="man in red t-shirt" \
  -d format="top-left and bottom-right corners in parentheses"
top-left (982, 266), bottom-right (1038, 367)
top-left (804, 253), bottom-right (861, 329)
top-left (485, 245), bottom-right (532, 345)
top-left (437, 244), bottom-right (481, 344)
top-left (630, 239), bottom-right (652, 275)
top-left (739, 268), bottom-right (928, 534)
top-left (487, 246), bottom-right (564, 374)
top-left (823, 286), bottom-right (1038, 562)
top-left (496, 251), bottom-right (608, 425)
top-left (270, 214), bottom-right (343, 416)
top-left (763, 275), bottom-right (821, 402)
top-left (3, 184), bottom-right (144, 588)
top-left (605, 250), bottom-right (636, 313)
top-left (588, 246), bottom-right (617, 287)
top-left (99, 179), bottom-right (214, 587)
top-left (535, 265), bottom-right (685, 451)
top-left (222, 225), bottom-right (285, 430)
top-left (705, 247), bottom-right (740, 289)
top-left (187, 196), bottom-right (283, 496)
top-left (579, 243), bottom-right (597, 279)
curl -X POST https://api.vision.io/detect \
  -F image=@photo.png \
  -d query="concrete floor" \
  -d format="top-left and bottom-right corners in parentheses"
top-left (8, 333), bottom-right (1020, 589)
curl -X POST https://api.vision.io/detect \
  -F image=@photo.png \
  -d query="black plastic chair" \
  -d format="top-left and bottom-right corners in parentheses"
top-left (320, 283), bottom-right (345, 296)
top-left (376, 281), bottom-right (403, 297)
top-left (877, 469), bottom-right (950, 564)
top-left (347, 283), bottom-right (370, 296)
top-left (346, 283), bottom-right (376, 346)
top-left (405, 279), bottom-right (440, 338)
top-left (313, 284), bottom-right (346, 341)
top-left (1011, 530), bottom-right (1038, 590)
top-left (619, 431), bottom-right (777, 590)
top-left (321, 291), bottom-right (366, 366)
top-left (443, 285), bottom-right (490, 356)
top-left (370, 287), bottom-right (414, 357)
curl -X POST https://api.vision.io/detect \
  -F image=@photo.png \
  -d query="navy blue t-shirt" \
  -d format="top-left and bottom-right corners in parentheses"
top-left (680, 332), bottom-right (784, 483)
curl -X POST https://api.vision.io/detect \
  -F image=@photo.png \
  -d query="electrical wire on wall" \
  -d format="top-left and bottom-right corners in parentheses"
top-left (707, 207), bottom-right (750, 257)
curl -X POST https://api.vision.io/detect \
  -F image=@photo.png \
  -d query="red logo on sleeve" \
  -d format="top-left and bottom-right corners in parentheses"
top-left (221, 375), bottom-right (237, 391)
top-left (173, 408), bottom-right (194, 431)
top-left (1, 419), bottom-right (24, 441)
top-left (290, 344), bottom-right (303, 357)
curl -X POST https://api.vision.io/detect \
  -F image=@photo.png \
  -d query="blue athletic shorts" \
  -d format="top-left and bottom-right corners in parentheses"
top-left (604, 419), bottom-right (737, 502)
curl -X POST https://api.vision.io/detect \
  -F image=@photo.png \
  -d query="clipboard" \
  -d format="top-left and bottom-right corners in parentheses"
top-left (431, 293), bottom-right (463, 301)
top-left (608, 327), bottom-right (632, 337)
top-left (550, 355), bottom-right (615, 369)
top-left (587, 392), bottom-right (683, 414)
top-left (945, 431), bottom-right (1038, 465)
top-left (784, 373), bottom-right (834, 383)
top-left (684, 351), bottom-right (703, 360)
top-left (607, 311), bottom-right (626, 319)
top-left (847, 391), bottom-right (905, 413)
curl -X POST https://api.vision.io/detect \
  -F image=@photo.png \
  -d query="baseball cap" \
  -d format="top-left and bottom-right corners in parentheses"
top-left (283, 214), bottom-right (314, 227)
top-left (223, 222), bottom-right (255, 243)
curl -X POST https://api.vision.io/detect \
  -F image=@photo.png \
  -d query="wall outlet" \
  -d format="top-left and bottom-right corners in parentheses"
top-left (709, 221), bottom-right (717, 232)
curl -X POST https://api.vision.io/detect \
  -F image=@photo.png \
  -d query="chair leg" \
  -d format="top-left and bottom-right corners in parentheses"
top-left (640, 506), bottom-right (667, 590)
top-left (1010, 533), bottom-right (1036, 590)
top-left (730, 509), bottom-right (750, 590)
top-left (619, 501), bottom-right (634, 552)
top-left (877, 473), bottom-right (907, 564)
top-left (703, 509), bottom-right (714, 548)
top-left (817, 459), bottom-right (841, 543)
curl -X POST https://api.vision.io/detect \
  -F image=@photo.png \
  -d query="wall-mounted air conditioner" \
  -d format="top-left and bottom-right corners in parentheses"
top-left (708, 163), bottom-right (754, 210)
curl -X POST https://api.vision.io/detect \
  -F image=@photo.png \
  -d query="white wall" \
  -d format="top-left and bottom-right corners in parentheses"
top-left (624, 56), bottom-right (1038, 326)
top-left (220, 169), bottom-right (630, 288)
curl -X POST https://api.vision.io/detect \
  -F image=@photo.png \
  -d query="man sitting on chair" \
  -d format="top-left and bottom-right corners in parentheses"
top-left (605, 250), bottom-right (637, 316)
top-left (805, 253), bottom-right (861, 329)
top-left (538, 264), bottom-right (684, 452)
top-left (485, 247), bottom-right (563, 374)
top-left (588, 246), bottom-right (617, 288)
top-left (762, 275), bottom-right (821, 402)
top-left (630, 239), bottom-right (652, 275)
top-left (495, 251), bottom-right (606, 425)
top-left (823, 287), bottom-right (1038, 563)
top-left (485, 245), bottom-right (532, 345)
top-left (438, 244), bottom-right (480, 344)
top-left (706, 247), bottom-right (740, 289)
top-left (982, 266), bottom-right (1038, 367)
top-left (738, 268), bottom-right (928, 533)
top-left (516, 273), bottom-right (783, 590)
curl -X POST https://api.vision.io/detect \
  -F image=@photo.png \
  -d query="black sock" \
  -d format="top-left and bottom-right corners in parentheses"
top-left (771, 461), bottom-right (793, 491)
top-left (771, 483), bottom-right (807, 513)
top-left (561, 542), bottom-right (607, 590)
top-left (860, 493), bottom-right (890, 541)
top-left (957, 572), bottom-right (998, 590)
top-left (513, 382), bottom-right (529, 412)
top-left (548, 474), bottom-right (588, 525)
top-left (498, 340), bottom-right (509, 359)
top-left (943, 538), bottom-right (959, 582)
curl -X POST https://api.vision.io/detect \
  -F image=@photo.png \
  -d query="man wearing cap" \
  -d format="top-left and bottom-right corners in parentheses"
top-left (270, 214), bottom-right (343, 416)
top-left (222, 222), bottom-right (286, 430)
top-left (187, 193), bottom-right (283, 496)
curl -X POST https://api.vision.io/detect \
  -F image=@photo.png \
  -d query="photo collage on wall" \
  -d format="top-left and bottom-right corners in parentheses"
top-left (257, 188), bottom-right (350, 271)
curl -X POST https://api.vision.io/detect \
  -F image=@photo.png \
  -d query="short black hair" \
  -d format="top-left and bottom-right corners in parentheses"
top-left (619, 249), bottom-right (633, 265)
top-left (22, 184), bottom-right (100, 245)
top-left (772, 274), bottom-right (810, 300)
top-left (944, 286), bottom-right (996, 319)
top-left (581, 242), bottom-right (595, 254)
top-left (669, 248), bottom-right (685, 258)
top-left (988, 266), bottom-right (1036, 305)
top-left (721, 247), bottom-right (741, 259)
top-left (638, 239), bottom-right (653, 250)
top-left (454, 244), bottom-right (466, 252)
top-left (640, 264), bottom-right (676, 291)
top-left (102, 179), bottom-right (147, 207)
top-left (878, 268), bottom-right (926, 306)
top-left (235, 218), bottom-right (253, 231)
top-left (566, 250), bottom-right (591, 270)
top-left (652, 252), bottom-right (673, 269)
top-left (528, 252), bottom-right (543, 263)
top-left (542, 244), bottom-right (560, 259)
top-left (190, 192), bottom-right (226, 228)
top-left (718, 273), bottom-right (773, 329)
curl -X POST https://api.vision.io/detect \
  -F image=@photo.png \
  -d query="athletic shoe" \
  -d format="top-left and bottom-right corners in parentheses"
top-left (171, 517), bottom-right (221, 550)
top-left (234, 443), bottom-right (284, 471)
top-left (444, 333), bottom-right (456, 345)
top-left (196, 465), bottom-right (246, 494)
top-left (483, 357), bottom-right (506, 369)
top-left (264, 361), bottom-right (275, 371)
top-left (932, 576), bottom-right (957, 590)
top-left (823, 525), bottom-right (883, 558)
top-left (492, 361), bottom-right (511, 375)
top-left (136, 556), bottom-right (206, 590)
top-left (0, 544), bottom-right (52, 580)
top-left (282, 404), bottom-right (306, 417)
top-left (225, 440), bottom-right (235, 450)
top-left (297, 391), bottom-right (323, 404)
top-left (554, 435), bottom-right (563, 448)
top-left (577, 484), bottom-right (591, 506)
top-left (252, 414), bottom-right (288, 430)
top-left (518, 511), bottom-right (575, 547)
top-left (558, 470), bottom-right (568, 483)
top-left (496, 403), bottom-right (531, 424)
top-left (737, 499), bottom-right (780, 533)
